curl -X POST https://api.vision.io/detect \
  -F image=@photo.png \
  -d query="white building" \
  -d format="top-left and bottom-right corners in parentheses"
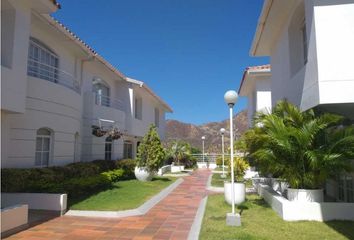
top-left (1, 0), bottom-right (172, 168)
top-left (250, 0), bottom-right (354, 119)
top-left (238, 65), bottom-right (271, 127)
top-left (246, 0), bottom-right (354, 202)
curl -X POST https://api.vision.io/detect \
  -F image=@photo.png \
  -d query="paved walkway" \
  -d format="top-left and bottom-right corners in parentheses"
top-left (7, 170), bottom-right (211, 240)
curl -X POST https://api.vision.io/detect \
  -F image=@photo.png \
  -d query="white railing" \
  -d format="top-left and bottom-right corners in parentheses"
top-left (93, 93), bottom-right (124, 112)
top-left (27, 59), bottom-right (80, 93)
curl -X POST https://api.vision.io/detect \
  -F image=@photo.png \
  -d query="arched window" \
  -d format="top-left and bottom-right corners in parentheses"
top-left (93, 78), bottom-right (110, 107)
top-left (27, 37), bottom-right (59, 83)
top-left (35, 128), bottom-right (53, 167)
top-left (105, 136), bottom-right (112, 160)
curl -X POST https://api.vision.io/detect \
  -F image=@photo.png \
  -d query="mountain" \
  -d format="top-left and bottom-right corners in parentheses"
top-left (164, 110), bottom-right (248, 153)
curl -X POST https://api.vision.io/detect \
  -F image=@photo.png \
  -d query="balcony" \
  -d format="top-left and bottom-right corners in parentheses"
top-left (27, 58), bottom-right (80, 93)
top-left (93, 93), bottom-right (124, 112)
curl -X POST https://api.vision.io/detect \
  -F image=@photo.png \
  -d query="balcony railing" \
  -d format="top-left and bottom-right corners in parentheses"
top-left (27, 59), bottom-right (80, 93)
top-left (93, 93), bottom-right (124, 112)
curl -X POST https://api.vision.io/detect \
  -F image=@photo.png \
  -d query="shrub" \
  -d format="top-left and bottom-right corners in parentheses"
top-left (180, 155), bottom-right (197, 168)
top-left (92, 160), bottom-right (117, 172)
top-left (115, 159), bottom-right (136, 179)
top-left (101, 169), bottom-right (125, 182)
top-left (216, 155), bottom-right (230, 167)
top-left (136, 125), bottom-right (165, 172)
top-left (228, 157), bottom-right (249, 182)
top-left (65, 162), bottom-right (101, 178)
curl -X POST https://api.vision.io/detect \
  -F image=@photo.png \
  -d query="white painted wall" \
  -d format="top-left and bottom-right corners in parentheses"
top-left (269, 1), bottom-right (354, 113)
top-left (1, 1), bottom-right (170, 167)
top-left (1, 205), bottom-right (28, 234)
top-left (313, 1), bottom-right (354, 105)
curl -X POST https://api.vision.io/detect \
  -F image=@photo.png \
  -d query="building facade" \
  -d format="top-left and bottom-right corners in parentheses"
top-left (244, 0), bottom-right (354, 202)
top-left (1, 0), bottom-right (172, 168)
top-left (238, 65), bottom-right (271, 127)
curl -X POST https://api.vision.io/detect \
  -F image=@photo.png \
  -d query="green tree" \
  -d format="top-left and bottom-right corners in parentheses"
top-left (166, 141), bottom-right (191, 166)
top-left (244, 100), bottom-right (354, 189)
top-left (136, 125), bottom-right (165, 172)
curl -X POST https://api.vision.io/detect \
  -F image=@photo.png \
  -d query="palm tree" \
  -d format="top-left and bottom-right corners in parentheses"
top-left (246, 100), bottom-right (354, 189)
top-left (166, 141), bottom-right (191, 166)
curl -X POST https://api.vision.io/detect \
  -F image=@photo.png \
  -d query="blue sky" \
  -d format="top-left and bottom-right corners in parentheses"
top-left (53, 0), bottom-right (269, 125)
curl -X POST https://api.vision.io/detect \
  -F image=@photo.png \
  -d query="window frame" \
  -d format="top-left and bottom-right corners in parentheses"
top-left (27, 37), bottom-right (59, 83)
top-left (123, 141), bottom-right (133, 159)
top-left (35, 128), bottom-right (52, 167)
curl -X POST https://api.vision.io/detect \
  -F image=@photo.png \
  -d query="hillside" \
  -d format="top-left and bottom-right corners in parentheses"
top-left (164, 110), bottom-right (248, 153)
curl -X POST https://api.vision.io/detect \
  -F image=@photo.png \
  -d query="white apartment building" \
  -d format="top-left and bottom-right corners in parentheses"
top-left (1, 0), bottom-right (172, 168)
top-left (247, 0), bottom-right (354, 202)
top-left (250, 0), bottom-right (354, 119)
top-left (238, 65), bottom-right (271, 127)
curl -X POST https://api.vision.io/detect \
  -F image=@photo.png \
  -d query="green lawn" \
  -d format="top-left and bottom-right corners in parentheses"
top-left (200, 194), bottom-right (354, 240)
top-left (69, 177), bottom-right (176, 211)
top-left (211, 174), bottom-right (253, 188)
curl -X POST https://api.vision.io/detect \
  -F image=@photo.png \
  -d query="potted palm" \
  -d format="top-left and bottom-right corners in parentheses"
top-left (224, 156), bottom-right (249, 205)
top-left (166, 141), bottom-right (190, 173)
top-left (135, 125), bottom-right (165, 181)
top-left (250, 100), bottom-right (354, 202)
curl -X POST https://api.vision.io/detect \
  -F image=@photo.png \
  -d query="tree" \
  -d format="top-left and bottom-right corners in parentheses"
top-left (136, 125), bottom-right (165, 172)
top-left (244, 100), bottom-right (354, 189)
top-left (166, 141), bottom-right (191, 166)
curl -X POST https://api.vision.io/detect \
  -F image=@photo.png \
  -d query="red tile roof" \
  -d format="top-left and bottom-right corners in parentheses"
top-left (238, 64), bottom-right (271, 94)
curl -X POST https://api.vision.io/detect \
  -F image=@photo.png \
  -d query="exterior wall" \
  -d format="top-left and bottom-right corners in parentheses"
top-left (270, 1), bottom-right (354, 112)
top-left (1, 0), bottom-right (31, 113)
top-left (129, 86), bottom-right (167, 139)
top-left (313, 1), bottom-right (354, 105)
top-left (1, 1), bottom-right (170, 168)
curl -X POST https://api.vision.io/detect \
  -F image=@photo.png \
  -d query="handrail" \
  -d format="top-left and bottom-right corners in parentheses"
top-left (93, 92), bottom-right (124, 112)
top-left (27, 58), bottom-right (80, 93)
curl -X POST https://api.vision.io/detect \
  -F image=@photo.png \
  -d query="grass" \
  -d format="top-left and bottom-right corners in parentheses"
top-left (211, 173), bottom-right (253, 188)
top-left (200, 194), bottom-right (354, 240)
top-left (69, 177), bottom-right (176, 211)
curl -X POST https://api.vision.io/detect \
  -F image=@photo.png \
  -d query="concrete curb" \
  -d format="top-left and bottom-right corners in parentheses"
top-left (206, 174), bottom-right (224, 193)
top-left (188, 196), bottom-right (208, 240)
top-left (65, 178), bottom-right (184, 218)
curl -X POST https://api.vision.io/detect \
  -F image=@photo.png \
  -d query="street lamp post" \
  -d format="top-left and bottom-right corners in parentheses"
top-left (220, 128), bottom-right (226, 178)
top-left (201, 136), bottom-right (206, 166)
top-left (224, 90), bottom-right (241, 226)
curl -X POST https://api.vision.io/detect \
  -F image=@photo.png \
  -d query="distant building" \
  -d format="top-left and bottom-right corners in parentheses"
top-left (238, 65), bottom-right (271, 127)
top-left (1, 0), bottom-right (172, 168)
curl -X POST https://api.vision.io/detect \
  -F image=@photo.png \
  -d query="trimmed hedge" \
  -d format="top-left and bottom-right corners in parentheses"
top-left (115, 159), bottom-right (136, 179)
top-left (1, 159), bottom-right (136, 198)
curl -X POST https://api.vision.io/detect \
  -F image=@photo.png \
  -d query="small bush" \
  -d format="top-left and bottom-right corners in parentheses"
top-left (216, 156), bottom-right (230, 167)
top-left (115, 159), bottom-right (136, 179)
top-left (92, 160), bottom-right (117, 172)
top-left (101, 169), bottom-right (125, 182)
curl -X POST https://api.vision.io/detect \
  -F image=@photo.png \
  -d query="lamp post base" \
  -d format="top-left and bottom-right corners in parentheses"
top-left (226, 213), bottom-right (241, 226)
top-left (220, 174), bottom-right (227, 179)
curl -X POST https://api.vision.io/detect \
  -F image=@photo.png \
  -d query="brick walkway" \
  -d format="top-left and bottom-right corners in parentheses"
top-left (7, 169), bottom-right (211, 240)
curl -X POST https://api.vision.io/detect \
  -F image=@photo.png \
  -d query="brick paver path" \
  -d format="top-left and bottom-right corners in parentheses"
top-left (7, 169), bottom-right (211, 240)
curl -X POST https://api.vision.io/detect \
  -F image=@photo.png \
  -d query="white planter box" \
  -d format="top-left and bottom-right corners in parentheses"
top-left (287, 188), bottom-right (324, 202)
top-left (2, 193), bottom-right (67, 214)
top-left (135, 167), bottom-right (154, 181)
top-left (157, 165), bottom-right (171, 176)
top-left (256, 184), bottom-right (354, 221)
top-left (1, 204), bottom-right (28, 233)
top-left (171, 165), bottom-right (184, 173)
top-left (224, 182), bottom-right (246, 205)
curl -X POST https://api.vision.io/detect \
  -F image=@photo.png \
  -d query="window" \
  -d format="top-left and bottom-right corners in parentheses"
top-left (93, 78), bottom-right (110, 107)
top-left (35, 128), bottom-right (52, 167)
top-left (105, 136), bottom-right (112, 160)
top-left (301, 23), bottom-right (308, 64)
top-left (135, 97), bottom-right (142, 120)
top-left (124, 141), bottom-right (133, 159)
top-left (338, 175), bottom-right (354, 203)
top-left (27, 37), bottom-right (59, 82)
top-left (154, 108), bottom-right (160, 127)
